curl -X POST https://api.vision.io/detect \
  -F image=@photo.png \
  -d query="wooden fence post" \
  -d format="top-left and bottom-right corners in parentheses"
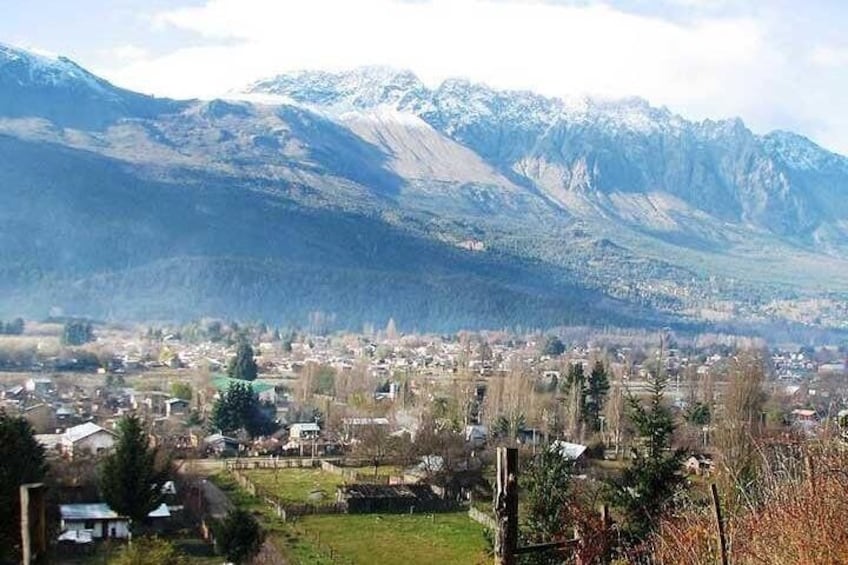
top-left (710, 483), bottom-right (729, 565)
top-left (494, 447), bottom-right (518, 565)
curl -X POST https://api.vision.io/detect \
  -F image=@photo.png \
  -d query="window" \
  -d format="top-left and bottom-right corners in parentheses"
top-left (84, 520), bottom-right (95, 529)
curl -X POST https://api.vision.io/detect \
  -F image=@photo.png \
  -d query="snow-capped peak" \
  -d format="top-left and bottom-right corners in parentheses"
top-left (0, 41), bottom-right (116, 96)
top-left (243, 66), bottom-right (693, 136)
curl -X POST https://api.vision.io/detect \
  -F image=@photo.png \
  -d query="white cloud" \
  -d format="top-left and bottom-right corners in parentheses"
top-left (110, 44), bottom-right (150, 62)
top-left (92, 0), bottom-right (848, 154)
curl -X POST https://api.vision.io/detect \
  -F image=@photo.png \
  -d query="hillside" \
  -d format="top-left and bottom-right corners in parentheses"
top-left (1, 43), bottom-right (847, 332)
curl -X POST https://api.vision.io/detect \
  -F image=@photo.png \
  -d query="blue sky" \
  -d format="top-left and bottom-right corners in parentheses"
top-left (4, 0), bottom-right (848, 153)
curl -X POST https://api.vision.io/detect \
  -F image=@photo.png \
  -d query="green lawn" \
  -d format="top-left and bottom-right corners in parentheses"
top-left (296, 513), bottom-right (490, 565)
top-left (220, 471), bottom-right (490, 564)
top-left (244, 468), bottom-right (344, 504)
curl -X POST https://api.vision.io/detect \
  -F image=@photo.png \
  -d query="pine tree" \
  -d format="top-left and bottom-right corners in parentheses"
top-left (212, 382), bottom-right (274, 438)
top-left (62, 320), bottom-right (94, 346)
top-left (607, 364), bottom-right (685, 545)
top-left (227, 342), bottom-right (258, 381)
top-left (100, 415), bottom-right (169, 539)
top-left (521, 445), bottom-right (575, 564)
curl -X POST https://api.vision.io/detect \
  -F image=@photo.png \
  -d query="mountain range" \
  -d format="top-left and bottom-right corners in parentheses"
top-left (1, 43), bottom-right (847, 334)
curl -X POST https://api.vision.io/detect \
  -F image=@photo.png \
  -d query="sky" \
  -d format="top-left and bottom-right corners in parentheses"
top-left (3, 0), bottom-right (848, 153)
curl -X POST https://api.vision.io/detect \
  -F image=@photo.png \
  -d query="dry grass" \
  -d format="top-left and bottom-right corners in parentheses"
top-left (652, 441), bottom-right (848, 565)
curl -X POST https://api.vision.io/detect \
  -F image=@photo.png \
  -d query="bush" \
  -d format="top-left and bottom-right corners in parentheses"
top-left (215, 508), bottom-right (264, 564)
top-left (109, 536), bottom-right (187, 565)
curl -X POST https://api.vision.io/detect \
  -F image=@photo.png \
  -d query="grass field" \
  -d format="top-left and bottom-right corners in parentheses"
top-left (244, 468), bottom-right (344, 504)
top-left (216, 472), bottom-right (489, 564)
top-left (296, 513), bottom-right (490, 565)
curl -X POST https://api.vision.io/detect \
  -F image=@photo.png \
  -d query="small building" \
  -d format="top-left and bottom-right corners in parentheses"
top-left (289, 422), bottom-right (321, 442)
top-left (203, 433), bottom-right (240, 457)
top-left (37, 422), bottom-right (117, 458)
top-left (25, 378), bottom-right (53, 396)
top-left (684, 455), bottom-right (714, 476)
top-left (550, 440), bottom-right (588, 462)
top-left (22, 403), bottom-right (55, 433)
top-left (342, 417), bottom-right (389, 441)
top-left (62, 422), bottom-right (117, 457)
top-left (337, 484), bottom-right (445, 514)
top-left (464, 425), bottom-right (488, 447)
top-left (165, 398), bottom-right (190, 418)
top-left (59, 503), bottom-right (171, 540)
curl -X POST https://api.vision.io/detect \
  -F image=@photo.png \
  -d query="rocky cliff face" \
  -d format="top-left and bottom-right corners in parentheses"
top-left (1, 43), bottom-right (847, 331)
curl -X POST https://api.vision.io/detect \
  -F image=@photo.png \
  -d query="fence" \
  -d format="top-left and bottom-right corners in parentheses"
top-left (230, 468), bottom-right (348, 521)
top-left (320, 460), bottom-right (407, 485)
top-left (226, 457), bottom-right (327, 471)
top-left (468, 506), bottom-right (497, 529)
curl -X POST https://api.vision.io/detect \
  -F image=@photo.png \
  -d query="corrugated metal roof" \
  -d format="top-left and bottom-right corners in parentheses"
top-left (60, 503), bottom-right (171, 521)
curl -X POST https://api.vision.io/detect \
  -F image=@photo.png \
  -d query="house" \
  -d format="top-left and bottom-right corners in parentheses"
top-left (25, 378), bottom-right (53, 396)
top-left (165, 398), bottom-right (190, 418)
top-left (464, 425), bottom-right (488, 447)
top-left (37, 422), bottom-right (117, 458)
top-left (3, 385), bottom-right (25, 401)
top-left (203, 433), bottom-right (240, 457)
top-left (289, 422), bottom-right (321, 443)
top-left (342, 417), bottom-right (389, 441)
top-left (684, 455), bottom-right (714, 476)
top-left (550, 440), bottom-right (588, 462)
top-left (22, 403), bottom-right (56, 433)
top-left (59, 503), bottom-right (171, 540)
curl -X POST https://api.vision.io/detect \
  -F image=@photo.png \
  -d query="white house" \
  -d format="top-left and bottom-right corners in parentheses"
top-left (289, 422), bottom-right (321, 443)
top-left (59, 503), bottom-right (170, 540)
top-left (550, 440), bottom-right (588, 461)
top-left (37, 422), bottom-right (117, 458)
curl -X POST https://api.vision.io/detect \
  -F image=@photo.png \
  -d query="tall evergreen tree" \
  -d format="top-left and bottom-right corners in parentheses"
top-left (607, 365), bottom-right (685, 547)
top-left (99, 415), bottom-right (169, 538)
top-left (521, 445), bottom-right (576, 564)
top-left (0, 410), bottom-right (46, 562)
top-left (62, 320), bottom-right (93, 346)
top-left (211, 382), bottom-right (275, 438)
top-left (227, 342), bottom-right (258, 381)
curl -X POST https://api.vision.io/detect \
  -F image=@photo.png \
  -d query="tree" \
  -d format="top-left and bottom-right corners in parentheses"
top-left (170, 382), bottom-right (193, 401)
top-left (211, 382), bottom-right (275, 438)
top-left (0, 317), bottom-right (24, 335)
top-left (100, 415), bottom-right (170, 539)
top-left (215, 509), bottom-right (264, 564)
top-left (62, 320), bottom-right (94, 346)
top-left (521, 445), bottom-right (576, 564)
top-left (608, 363), bottom-right (685, 546)
top-left (684, 402), bottom-right (711, 426)
top-left (0, 410), bottom-right (47, 562)
top-left (110, 536), bottom-right (188, 565)
top-left (562, 362), bottom-right (586, 439)
top-left (227, 342), bottom-right (258, 381)
top-left (542, 336), bottom-right (565, 357)
top-left (583, 361), bottom-right (610, 433)
top-left (352, 424), bottom-right (400, 477)
top-left (715, 353), bottom-right (766, 508)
